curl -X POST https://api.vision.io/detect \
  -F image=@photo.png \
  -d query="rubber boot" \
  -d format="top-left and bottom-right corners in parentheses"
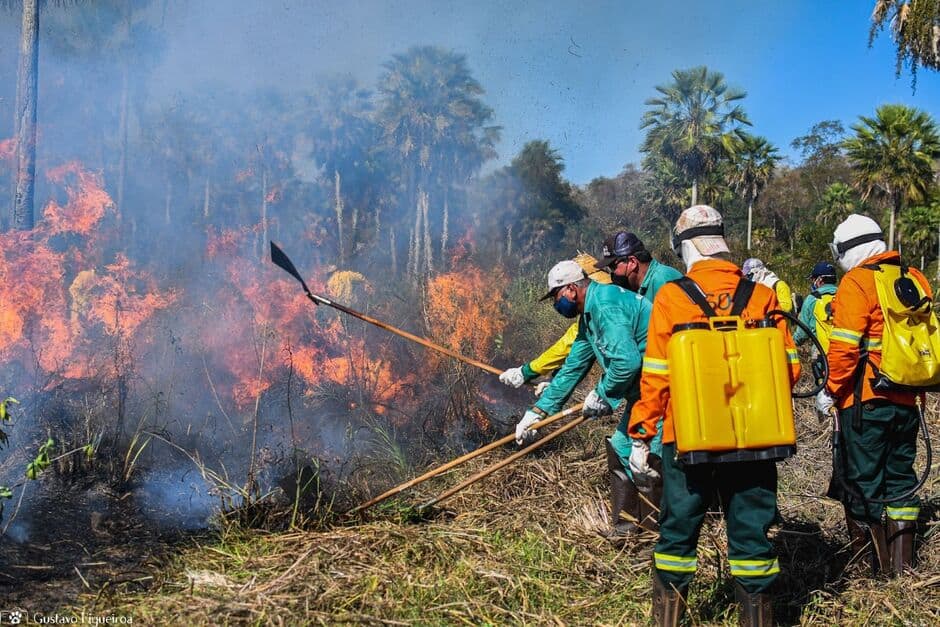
top-left (886, 518), bottom-right (916, 575)
top-left (846, 512), bottom-right (890, 575)
top-left (605, 438), bottom-right (640, 536)
top-left (637, 455), bottom-right (663, 532)
top-left (652, 568), bottom-right (686, 627)
top-left (734, 581), bottom-right (773, 627)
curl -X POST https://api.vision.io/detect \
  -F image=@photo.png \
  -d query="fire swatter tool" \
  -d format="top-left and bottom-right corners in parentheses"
top-left (270, 241), bottom-right (504, 376)
top-left (349, 404), bottom-right (583, 514)
top-left (417, 409), bottom-right (587, 511)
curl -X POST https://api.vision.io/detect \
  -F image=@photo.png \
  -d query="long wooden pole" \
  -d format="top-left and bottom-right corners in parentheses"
top-left (349, 404), bottom-right (583, 514)
top-left (418, 413), bottom-right (588, 511)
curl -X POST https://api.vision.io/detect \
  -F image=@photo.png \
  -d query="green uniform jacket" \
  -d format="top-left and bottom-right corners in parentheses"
top-left (793, 283), bottom-right (837, 346)
top-left (638, 258), bottom-right (684, 301)
top-left (535, 282), bottom-right (651, 414)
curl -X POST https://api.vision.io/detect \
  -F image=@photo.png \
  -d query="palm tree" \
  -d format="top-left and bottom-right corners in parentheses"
top-left (640, 66), bottom-right (751, 205)
top-left (731, 134), bottom-right (780, 250)
top-left (843, 104), bottom-right (940, 249)
top-left (870, 1), bottom-right (940, 79)
top-left (2, 0), bottom-right (82, 230)
top-left (817, 182), bottom-right (861, 226)
top-left (377, 46), bottom-right (500, 277)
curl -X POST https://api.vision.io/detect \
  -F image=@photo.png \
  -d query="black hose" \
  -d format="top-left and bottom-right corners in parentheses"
top-left (766, 308), bottom-right (827, 398)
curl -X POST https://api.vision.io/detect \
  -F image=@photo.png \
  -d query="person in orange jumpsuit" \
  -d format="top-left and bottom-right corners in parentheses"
top-left (628, 205), bottom-right (800, 626)
top-left (816, 213), bottom-right (927, 576)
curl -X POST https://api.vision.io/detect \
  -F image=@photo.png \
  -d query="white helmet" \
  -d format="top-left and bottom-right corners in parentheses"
top-left (830, 214), bottom-right (886, 271)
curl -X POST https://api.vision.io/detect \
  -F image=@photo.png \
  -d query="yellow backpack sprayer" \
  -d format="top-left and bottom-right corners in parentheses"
top-left (667, 276), bottom-right (828, 465)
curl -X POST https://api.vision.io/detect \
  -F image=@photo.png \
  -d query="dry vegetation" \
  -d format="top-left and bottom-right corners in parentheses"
top-left (52, 395), bottom-right (940, 625)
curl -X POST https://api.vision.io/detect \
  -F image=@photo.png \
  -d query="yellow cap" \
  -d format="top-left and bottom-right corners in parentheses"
top-left (574, 252), bottom-right (611, 284)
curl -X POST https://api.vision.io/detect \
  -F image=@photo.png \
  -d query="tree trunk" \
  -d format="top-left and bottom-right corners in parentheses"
top-left (260, 168), bottom-right (268, 260)
top-left (164, 179), bottom-right (172, 225)
top-left (12, 0), bottom-right (39, 231)
top-left (334, 169), bottom-right (344, 264)
top-left (441, 189), bottom-right (449, 269)
top-left (116, 60), bottom-right (129, 228)
top-left (691, 178), bottom-right (698, 206)
top-left (746, 199), bottom-right (753, 251)
top-left (203, 175), bottom-right (210, 219)
top-left (421, 190), bottom-right (432, 276)
top-left (888, 193), bottom-right (900, 251)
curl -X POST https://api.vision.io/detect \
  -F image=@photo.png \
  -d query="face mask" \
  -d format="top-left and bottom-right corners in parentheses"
top-left (553, 295), bottom-right (579, 318)
top-left (610, 273), bottom-right (630, 289)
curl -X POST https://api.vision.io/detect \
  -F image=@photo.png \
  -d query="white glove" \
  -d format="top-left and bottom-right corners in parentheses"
top-left (815, 390), bottom-right (835, 415)
top-left (515, 410), bottom-right (542, 445)
top-left (629, 439), bottom-right (660, 489)
top-left (582, 389), bottom-right (612, 418)
top-left (499, 366), bottom-right (526, 389)
top-left (534, 381), bottom-right (551, 397)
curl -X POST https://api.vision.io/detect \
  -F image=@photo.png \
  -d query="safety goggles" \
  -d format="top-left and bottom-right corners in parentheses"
top-left (829, 232), bottom-right (883, 259)
top-left (671, 224), bottom-right (725, 255)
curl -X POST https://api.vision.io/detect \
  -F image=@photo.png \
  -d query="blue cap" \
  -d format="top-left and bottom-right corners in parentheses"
top-left (595, 231), bottom-right (646, 269)
top-left (809, 261), bottom-right (836, 279)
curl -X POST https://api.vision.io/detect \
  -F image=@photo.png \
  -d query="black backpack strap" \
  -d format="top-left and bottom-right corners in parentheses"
top-left (810, 289), bottom-right (822, 299)
top-left (672, 277), bottom-right (717, 318)
top-left (730, 279), bottom-right (756, 317)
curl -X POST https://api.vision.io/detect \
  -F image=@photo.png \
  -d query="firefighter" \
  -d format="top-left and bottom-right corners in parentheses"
top-left (795, 261), bottom-right (838, 405)
top-left (816, 214), bottom-right (928, 576)
top-left (629, 205), bottom-right (801, 626)
top-left (593, 230), bottom-right (682, 536)
top-left (498, 254), bottom-right (611, 394)
top-left (794, 261), bottom-right (837, 349)
top-left (513, 258), bottom-right (655, 533)
top-left (743, 257), bottom-right (795, 314)
top-left (593, 230), bottom-right (684, 299)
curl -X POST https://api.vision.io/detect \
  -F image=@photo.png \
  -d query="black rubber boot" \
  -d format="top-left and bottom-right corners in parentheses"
top-left (651, 568), bottom-right (686, 627)
top-left (605, 438), bottom-right (640, 536)
top-left (886, 518), bottom-right (916, 575)
top-left (734, 581), bottom-right (773, 626)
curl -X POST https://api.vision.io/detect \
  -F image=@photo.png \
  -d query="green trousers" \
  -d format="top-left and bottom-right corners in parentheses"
top-left (837, 401), bottom-right (920, 524)
top-left (654, 443), bottom-right (779, 594)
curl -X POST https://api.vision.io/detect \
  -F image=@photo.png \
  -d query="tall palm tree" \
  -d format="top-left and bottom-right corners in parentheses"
top-left (2, 0), bottom-right (82, 230)
top-left (731, 134), bottom-right (780, 250)
top-left (843, 104), bottom-right (940, 249)
top-left (377, 46), bottom-right (500, 277)
top-left (640, 66), bottom-right (751, 205)
top-left (870, 1), bottom-right (940, 79)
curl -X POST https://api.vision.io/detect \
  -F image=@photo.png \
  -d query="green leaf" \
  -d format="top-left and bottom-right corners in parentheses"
top-left (0, 486), bottom-right (12, 499)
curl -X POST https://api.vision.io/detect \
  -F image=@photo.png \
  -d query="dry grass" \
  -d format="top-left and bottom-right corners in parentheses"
top-left (67, 399), bottom-right (940, 625)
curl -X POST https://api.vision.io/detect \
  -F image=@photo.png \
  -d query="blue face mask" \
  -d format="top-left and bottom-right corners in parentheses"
top-left (553, 295), bottom-right (579, 318)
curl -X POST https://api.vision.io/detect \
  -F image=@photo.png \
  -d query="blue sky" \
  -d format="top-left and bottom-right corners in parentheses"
top-left (151, 1), bottom-right (940, 184)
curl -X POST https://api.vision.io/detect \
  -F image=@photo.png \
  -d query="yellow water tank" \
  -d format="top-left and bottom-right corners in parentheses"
top-left (667, 317), bottom-right (795, 462)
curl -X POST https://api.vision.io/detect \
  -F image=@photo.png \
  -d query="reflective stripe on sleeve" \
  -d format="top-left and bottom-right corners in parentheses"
top-left (642, 357), bottom-right (669, 376)
top-left (728, 558), bottom-right (780, 578)
top-left (654, 552), bottom-right (697, 573)
top-left (861, 337), bottom-right (882, 352)
top-left (886, 506), bottom-right (919, 521)
top-left (830, 328), bottom-right (863, 346)
top-left (786, 348), bottom-right (799, 364)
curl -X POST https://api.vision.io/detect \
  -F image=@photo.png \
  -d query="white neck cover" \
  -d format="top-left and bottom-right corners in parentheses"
top-left (681, 240), bottom-right (710, 271)
top-left (839, 240), bottom-right (887, 272)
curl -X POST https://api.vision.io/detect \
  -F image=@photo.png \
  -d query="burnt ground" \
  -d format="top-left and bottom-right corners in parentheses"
top-left (0, 477), bottom-right (211, 611)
